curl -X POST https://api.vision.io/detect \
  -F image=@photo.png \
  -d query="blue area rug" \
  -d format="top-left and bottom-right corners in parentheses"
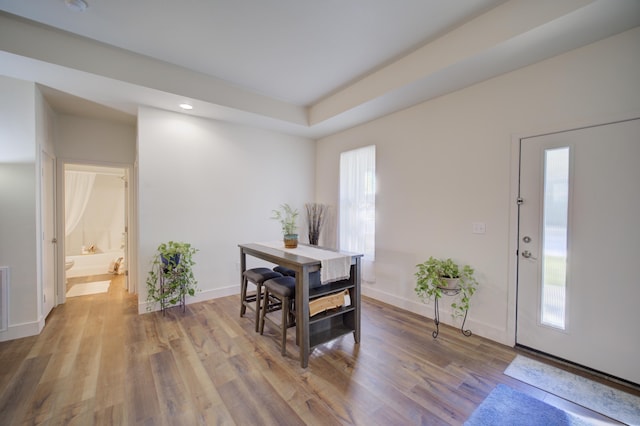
top-left (465, 384), bottom-right (591, 426)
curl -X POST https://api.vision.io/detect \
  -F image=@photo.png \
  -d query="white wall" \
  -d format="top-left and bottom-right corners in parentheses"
top-left (0, 76), bottom-right (39, 341)
top-left (56, 115), bottom-right (136, 163)
top-left (0, 77), bottom-right (36, 163)
top-left (316, 27), bottom-right (640, 344)
top-left (137, 107), bottom-right (316, 313)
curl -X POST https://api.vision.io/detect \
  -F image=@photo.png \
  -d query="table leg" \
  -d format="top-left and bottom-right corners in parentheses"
top-left (297, 265), bottom-right (310, 368)
top-left (239, 248), bottom-right (246, 276)
top-left (353, 258), bottom-right (361, 343)
top-left (239, 248), bottom-right (247, 315)
top-left (433, 296), bottom-right (440, 339)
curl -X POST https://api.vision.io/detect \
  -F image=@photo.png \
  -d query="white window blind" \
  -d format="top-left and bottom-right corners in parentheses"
top-left (339, 145), bottom-right (375, 260)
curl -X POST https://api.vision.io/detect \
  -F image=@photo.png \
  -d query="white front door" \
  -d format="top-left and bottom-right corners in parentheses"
top-left (516, 118), bottom-right (640, 384)
top-left (42, 151), bottom-right (56, 317)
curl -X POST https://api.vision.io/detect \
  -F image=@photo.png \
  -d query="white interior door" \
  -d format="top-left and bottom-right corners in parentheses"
top-left (123, 170), bottom-right (130, 292)
top-left (42, 151), bottom-right (56, 317)
top-left (517, 119), bottom-right (640, 384)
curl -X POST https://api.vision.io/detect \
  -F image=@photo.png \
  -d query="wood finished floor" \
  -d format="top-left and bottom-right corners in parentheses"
top-left (0, 276), bottom-right (635, 425)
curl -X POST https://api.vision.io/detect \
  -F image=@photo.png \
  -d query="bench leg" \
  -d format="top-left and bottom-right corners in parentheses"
top-left (281, 296), bottom-right (289, 356)
top-left (259, 288), bottom-right (268, 335)
top-left (240, 277), bottom-right (248, 317)
top-left (254, 283), bottom-right (263, 333)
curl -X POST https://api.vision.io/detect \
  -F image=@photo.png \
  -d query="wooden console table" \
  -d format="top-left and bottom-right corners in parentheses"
top-left (238, 243), bottom-right (362, 368)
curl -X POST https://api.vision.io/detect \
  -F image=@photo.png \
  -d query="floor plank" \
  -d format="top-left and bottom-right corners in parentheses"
top-left (0, 274), bottom-right (637, 425)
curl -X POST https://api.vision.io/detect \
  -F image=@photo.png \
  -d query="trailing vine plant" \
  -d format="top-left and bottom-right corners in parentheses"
top-left (146, 241), bottom-right (198, 312)
top-left (415, 256), bottom-right (478, 319)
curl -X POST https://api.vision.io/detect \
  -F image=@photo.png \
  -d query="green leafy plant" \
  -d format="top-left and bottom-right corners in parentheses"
top-left (146, 241), bottom-right (198, 311)
top-left (271, 203), bottom-right (299, 236)
top-left (415, 256), bottom-right (478, 318)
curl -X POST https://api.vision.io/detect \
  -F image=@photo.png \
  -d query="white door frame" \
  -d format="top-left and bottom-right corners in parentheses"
top-left (56, 159), bottom-right (137, 303)
top-left (41, 149), bottom-right (57, 317)
top-left (507, 111), bottom-right (640, 347)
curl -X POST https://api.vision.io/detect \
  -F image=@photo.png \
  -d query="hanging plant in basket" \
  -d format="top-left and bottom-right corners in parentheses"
top-left (146, 241), bottom-right (198, 312)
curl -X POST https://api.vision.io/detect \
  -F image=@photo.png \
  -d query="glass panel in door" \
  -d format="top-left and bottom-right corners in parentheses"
top-left (541, 147), bottom-right (569, 329)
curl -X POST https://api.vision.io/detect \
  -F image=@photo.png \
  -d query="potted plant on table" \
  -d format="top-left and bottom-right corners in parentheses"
top-left (271, 203), bottom-right (299, 248)
top-left (414, 256), bottom-right (478, 319)
top-left (146, 241), bottom-right (198, 313)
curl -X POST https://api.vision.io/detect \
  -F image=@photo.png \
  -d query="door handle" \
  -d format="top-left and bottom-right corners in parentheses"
top-left (521, 250), bottom-right (537, 260)
top-left (51, 238), bottom-right (57, 243)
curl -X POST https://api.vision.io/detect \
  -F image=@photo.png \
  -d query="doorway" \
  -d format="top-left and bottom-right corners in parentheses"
top-left (516, 118), bottom-right (640, 384)
top-left (63, 163), bottom-right (130, 298)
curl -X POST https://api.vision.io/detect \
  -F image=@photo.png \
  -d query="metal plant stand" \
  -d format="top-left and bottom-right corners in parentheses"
top-left (159, 267), bottom-right (186, 315)
top-left (432, 287), bottom-right (472, 338)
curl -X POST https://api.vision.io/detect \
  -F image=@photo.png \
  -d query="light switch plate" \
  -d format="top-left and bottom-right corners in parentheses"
top-left (472, 222), bottom-right (486, 234)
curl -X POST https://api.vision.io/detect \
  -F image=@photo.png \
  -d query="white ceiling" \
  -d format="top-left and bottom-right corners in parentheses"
top-left (1, 0), bottom-right (639, 139)
top-left (0, 0), bottom-right (505, 105)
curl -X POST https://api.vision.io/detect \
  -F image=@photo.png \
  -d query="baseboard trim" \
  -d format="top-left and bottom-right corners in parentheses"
top-left (135, 283), bottom-right (511, 344)
top-left (362, 285), bottom-right (509, 345)
top-left (0, 316), bottom-right (45, 342)
top-left (138, 285), bottom-right (237, 314)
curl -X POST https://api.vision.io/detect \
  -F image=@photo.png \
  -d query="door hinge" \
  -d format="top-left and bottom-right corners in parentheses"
top-left (517, 197), bottom-right (524, 205)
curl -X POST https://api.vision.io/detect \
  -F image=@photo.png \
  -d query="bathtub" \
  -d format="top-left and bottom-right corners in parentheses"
top-left (66, 251), bottom-right (125, 278)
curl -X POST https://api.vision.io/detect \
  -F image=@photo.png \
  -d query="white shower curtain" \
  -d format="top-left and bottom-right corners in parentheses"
top-left (65, 171), bottom-right (96, 236)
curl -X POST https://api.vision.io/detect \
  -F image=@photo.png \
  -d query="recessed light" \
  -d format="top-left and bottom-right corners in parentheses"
top-left (65, 0), bottom-right (88, 12)
top-left (179, 103), bottom-right (193, 110)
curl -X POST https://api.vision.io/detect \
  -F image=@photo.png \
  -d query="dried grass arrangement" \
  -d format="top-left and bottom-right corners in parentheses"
top-left (305, 203), bottom-right (328, 246)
